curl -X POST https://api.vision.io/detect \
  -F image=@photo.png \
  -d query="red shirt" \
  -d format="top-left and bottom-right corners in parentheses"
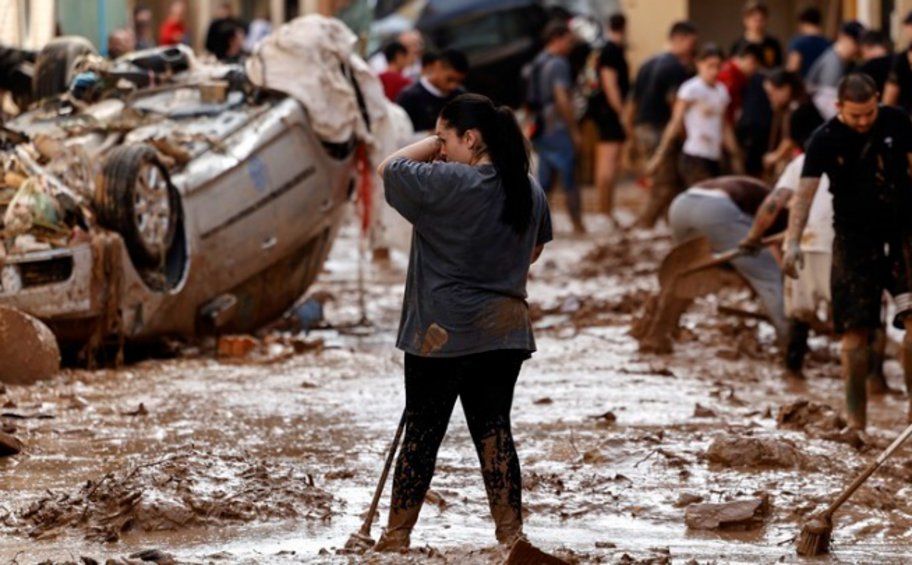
top-left (159, 19), bottom-right (186, 46)
top-left (717, 59), bottom-right (747, 122)
top-left (379, 70), bottom-right (411, 102)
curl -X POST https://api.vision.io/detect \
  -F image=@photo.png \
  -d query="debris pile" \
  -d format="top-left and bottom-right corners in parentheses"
top-left (9, 450), bottom-right (335, 542)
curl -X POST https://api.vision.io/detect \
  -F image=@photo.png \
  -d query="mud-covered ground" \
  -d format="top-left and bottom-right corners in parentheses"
top-left (3, 184), bottom-right (912, 564)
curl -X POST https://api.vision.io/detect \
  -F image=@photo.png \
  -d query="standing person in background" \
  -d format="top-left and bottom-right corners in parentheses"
top-left (375, 93), bottom-right (552, 551)
top-left (370, 30), bottom-right (424, 82)
top-left (528, 21), bottom-right (586, 233)
top-left (731, 1), bottom-right (781, 178)
top-left (589, 13), bottom-right (629, 223)
top-left (630, 21), bottom-right (698, 229)
top-left (205, 2), bottom-right (236, 58)
top-left (648, 44), bottom-right (741, 189)
top-left (133, 5), bottom-right (155, 50)
top-left (761, 69), bottom-right (823, 173)
top-left (807, 21), bottom-right (863, 119)
top-left (884, 12), bottom-right (912, 111)
top-left (858, 30), bottom-right (893, 94)
top-left (396, 49), bottom-right (468, 132)
top-left (730, 1), bottom-right (782, 69)
top-left (159, 0), bottom-right (189, 46)
top-left (379, 41), bottom-right (413, 102)
top-left (786, 6), bottom-right (830, 78)
top-left (718, 43), bottom-right (763, 123)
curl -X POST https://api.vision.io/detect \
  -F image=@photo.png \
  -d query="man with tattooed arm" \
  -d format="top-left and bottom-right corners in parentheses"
top-left (782, 73), bottom-right (912, 431)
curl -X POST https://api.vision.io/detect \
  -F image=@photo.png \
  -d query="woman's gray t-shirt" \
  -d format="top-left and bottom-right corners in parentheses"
top-left (383, 157), bottom-right (553, 357)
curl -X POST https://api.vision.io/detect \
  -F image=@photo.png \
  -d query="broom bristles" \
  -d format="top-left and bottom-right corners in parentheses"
top-left (796, 517), bottom-right (832, 556)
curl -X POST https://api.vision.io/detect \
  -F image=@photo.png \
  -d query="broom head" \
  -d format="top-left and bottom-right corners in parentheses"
top-left (796, 515), bottom-right (832, 557)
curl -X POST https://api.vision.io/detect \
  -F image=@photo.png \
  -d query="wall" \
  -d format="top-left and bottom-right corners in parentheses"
top-left (57, 0), bottom-right (129, 53)
top-left (620, 0), bottom-right (687, 70)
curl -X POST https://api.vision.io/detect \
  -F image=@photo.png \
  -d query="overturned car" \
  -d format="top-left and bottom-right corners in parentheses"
top-left (0, 18), bottom-right (395, 366)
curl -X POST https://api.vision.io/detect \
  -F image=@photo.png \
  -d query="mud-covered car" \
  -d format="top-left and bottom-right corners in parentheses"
top-left (0, 38), bottom-right (364, 355)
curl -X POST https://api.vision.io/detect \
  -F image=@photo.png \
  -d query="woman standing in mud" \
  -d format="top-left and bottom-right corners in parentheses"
top-left (375, 93), bottom-right (552, 550)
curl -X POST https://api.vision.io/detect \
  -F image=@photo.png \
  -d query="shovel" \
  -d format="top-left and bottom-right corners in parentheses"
top-left (658, 232), bottom-right (785, 293)
top-left (344, 409), bottom-right (407, 550)
top-left (0, 305), bottom-right (60, 385)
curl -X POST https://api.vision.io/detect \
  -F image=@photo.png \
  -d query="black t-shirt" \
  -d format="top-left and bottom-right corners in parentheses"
top-left (597, 40), bottom-right (629, 101)
top-left (802, 105), bottom-right (912, 234)
top-left (395, 81), bottom-right (461, 132)
top-left (731, 35), bottom-right (782, 69)
top-left (888, 49), bottom-right (912, 113)
top-left (788, 101), bottom-right (824, 149)
top-left (632, 52), bottom-right (691, 127)
top-left (860, 55), bottom-right (892, 94)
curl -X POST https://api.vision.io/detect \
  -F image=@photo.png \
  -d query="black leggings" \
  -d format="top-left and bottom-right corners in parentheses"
top-left (388, 349), bottom-right (527, 543)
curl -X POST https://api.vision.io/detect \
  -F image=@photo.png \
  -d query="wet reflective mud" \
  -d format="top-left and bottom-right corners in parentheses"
top-left (4, 193), bottom-right (912, 563)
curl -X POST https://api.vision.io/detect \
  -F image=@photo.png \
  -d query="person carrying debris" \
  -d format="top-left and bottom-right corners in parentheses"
top-left (375, 93), bottom-right (552, 550)
top-left (784, 73), bottom-right (912, 430)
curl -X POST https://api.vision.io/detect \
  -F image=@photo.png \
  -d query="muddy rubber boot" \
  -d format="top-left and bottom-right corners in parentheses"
top-left (373, 506), bottom-right (420, 552)
top-left (843, 346), bottom-right (870, 431)
top-left (783, 319), bottom-right (810, 380)
top-left (902, 340), bottom-right (912, 423)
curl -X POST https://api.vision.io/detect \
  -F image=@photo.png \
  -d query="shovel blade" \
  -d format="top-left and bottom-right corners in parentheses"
top-left (505, 539), bottom-right (570, 565)
top-left (0, 305), bottom-right (60, 385)
top-left (657, 236), bottom-right (713, 288)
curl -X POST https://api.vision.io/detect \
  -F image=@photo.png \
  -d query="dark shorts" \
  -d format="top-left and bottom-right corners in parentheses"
top-left (587, 96), bottom-right (626, 142)
top-left (831, 229), bottom-right (912, 332)
top-left (679, 153), bottom-right (720, 189)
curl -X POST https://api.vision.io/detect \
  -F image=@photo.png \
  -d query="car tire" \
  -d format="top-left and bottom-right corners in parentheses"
top-left (99, 145), bottom-right (180, 268)
top-left (32, 36), bottom-right (97, 101)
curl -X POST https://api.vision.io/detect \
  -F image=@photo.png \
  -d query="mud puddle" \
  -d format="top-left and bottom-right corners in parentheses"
top-left (3, 185), bottom-right (912, 563)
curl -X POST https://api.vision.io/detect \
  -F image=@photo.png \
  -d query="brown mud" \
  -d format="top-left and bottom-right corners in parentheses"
top-left (3, 184), bottom-right (912, 563)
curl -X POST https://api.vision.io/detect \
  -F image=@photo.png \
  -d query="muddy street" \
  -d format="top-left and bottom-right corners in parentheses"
top-left (3, 186), bottom-right (912, 564)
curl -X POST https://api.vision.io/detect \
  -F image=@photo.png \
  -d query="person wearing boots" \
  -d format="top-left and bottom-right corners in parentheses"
top-left (375, 93), bottom-right (552, 550)
top-left (784, 73), bottom-right (912, 430)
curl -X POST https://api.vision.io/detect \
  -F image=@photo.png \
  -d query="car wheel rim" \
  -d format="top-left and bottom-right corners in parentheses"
top-left (134, 162), bottom-right (171, 254)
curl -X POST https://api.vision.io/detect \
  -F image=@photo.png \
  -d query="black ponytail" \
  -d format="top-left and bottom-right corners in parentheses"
top-left (439, 93), bottom-right (533, 233)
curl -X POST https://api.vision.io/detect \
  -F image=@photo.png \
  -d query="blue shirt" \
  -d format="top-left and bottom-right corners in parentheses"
top-left (788, 34), bottom-right (832, 77)
top-left (383, 158), bottom-right (553, 357)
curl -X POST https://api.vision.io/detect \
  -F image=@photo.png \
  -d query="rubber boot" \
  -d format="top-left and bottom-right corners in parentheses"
top-left (843, 346), bottom-right (870, 431)
top-left (373, 505), bottom-right (421, 552)
top-left (867, 327), bottom-right (891, 395)
top-left (902, 340), bottom-right (912, 423)
top-left (475, 434), bottom-right (524, 545)
top-left (783, 319), bottom-right (810, 380)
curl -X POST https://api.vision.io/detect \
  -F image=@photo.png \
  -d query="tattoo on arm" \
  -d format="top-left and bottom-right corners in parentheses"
top-left (786, 177), bottom-right (820, 246)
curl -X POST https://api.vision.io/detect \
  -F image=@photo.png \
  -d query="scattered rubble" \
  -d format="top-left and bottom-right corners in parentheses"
top-left (684, 495), bottom-right (770, 530)
top-left (0, 429), bottom-right (23, 456)
top-left (9, 450), bottom-right (335, 542)
top-left (704, 435), bottom-right (809, 469)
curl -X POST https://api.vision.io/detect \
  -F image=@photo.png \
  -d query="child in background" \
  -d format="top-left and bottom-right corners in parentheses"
top-left (648, 44), bottom-right (742, 188)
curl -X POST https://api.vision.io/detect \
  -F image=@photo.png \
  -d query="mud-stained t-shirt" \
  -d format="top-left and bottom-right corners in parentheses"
top-left (802, 105), bottom-right (912, 235)
top-left (383, 158), bottom-right (553, 357)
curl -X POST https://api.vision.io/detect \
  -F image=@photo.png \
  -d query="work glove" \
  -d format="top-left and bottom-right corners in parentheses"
top-left (738, 235), bottom-right (763, 256)
top-left (783, 242), bottom-right (804, 279)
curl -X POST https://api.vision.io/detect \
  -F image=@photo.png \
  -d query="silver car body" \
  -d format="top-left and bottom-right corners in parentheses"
top-left (0, 89), bottom-right (355, 345)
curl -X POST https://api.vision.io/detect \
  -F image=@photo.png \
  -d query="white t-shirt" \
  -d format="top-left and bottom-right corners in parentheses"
top-left (677, 76), bottom-right (730, 161)
top-left (775, 154), bottom-right (833, 253)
